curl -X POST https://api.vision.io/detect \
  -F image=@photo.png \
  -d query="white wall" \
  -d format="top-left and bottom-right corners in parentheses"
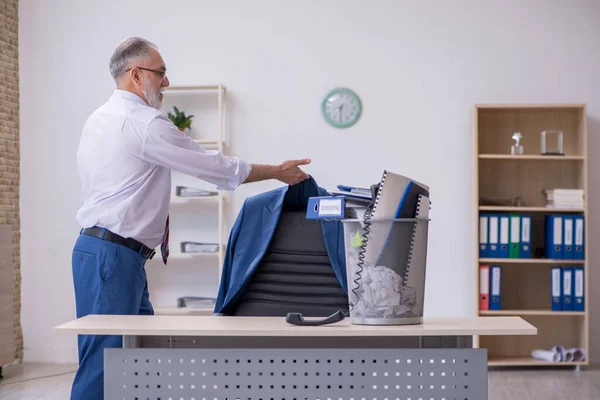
top-left (19, 0), bottom-right (600, 363)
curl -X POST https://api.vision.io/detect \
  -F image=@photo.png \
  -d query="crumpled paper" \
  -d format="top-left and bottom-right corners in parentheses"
top-left (349, 263), bottom-right (419, 319)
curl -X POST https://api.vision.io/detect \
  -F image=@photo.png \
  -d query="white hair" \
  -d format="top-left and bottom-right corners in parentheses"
top-left (109, 37), bottom-right (157, 83)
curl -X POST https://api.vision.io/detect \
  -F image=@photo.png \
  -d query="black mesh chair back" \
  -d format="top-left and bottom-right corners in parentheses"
top-left (231, 210), bottom-right (348, 317)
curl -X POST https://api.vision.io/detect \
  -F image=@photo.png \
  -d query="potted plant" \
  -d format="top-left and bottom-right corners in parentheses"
top-left (167, 106), bottom-right (194, 133)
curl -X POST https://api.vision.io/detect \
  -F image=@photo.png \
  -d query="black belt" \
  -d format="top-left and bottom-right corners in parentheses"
top-left (81, 227), bottom-right (156, 260)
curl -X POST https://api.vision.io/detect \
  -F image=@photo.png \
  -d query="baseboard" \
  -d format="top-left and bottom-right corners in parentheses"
top-left (24, 347), bottom-right (78, 364)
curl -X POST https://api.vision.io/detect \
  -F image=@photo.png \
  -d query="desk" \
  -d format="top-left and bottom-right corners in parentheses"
top-left (55, 315), bottom-right (536, 400)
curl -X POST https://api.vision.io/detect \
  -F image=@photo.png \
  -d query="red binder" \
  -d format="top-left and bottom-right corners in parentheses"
top-left (479, 265), bottom-right (490, 311)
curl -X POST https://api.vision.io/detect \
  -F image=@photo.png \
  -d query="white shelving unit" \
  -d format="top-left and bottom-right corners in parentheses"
top-left (146, 84), bottom-right (229, 316)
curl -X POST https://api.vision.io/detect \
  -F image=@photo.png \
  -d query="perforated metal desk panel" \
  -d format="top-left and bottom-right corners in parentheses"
top-left (54, 315), bottom-right (536, 400)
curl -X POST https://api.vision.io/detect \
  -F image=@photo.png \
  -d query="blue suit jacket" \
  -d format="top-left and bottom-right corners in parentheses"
top-left (214, 177), bottom-right (347, 315)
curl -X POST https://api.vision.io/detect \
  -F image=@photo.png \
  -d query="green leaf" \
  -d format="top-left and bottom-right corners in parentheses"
top-left (169, 106), bottom-right (195, 129)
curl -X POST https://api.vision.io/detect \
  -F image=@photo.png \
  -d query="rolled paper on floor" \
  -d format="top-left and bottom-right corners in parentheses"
top-left (566, 347), bottom-right (586, 362)
top-left (531, 349), bottom-right (561, 363)
top-left (551, 345), bottom-right (565, 361)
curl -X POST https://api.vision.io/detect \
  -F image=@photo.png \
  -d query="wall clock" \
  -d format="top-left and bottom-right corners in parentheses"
top-left (321, 87), bottom-right (362, 128)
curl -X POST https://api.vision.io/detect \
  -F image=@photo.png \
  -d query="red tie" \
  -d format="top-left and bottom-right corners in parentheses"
top-left (160, 214), bottom-right (169, 265)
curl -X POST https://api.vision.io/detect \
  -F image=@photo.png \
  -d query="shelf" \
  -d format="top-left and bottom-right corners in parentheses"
top-left (488, 357), bottom-right (587, 367)
top-left (149, 252), bottom-right (220, 262)
top-left (154, 307), bottom-right (214, 316)
top-left (480, 310), bottom-right (585, 316)
top-left (478, 206), bottom-right (584, 212)
top-left (173, 252), bottom-right (219, 259)
top-left (479, 154), bottom-right (584, 160)
top-left (479, 258), bottom-right (584, 265)
top-left (171, 195), bottom-right (220, 204)
top-left (164, 85), bottom-right (224, 91)
top-left (194, 139), bottom-right (220, 147)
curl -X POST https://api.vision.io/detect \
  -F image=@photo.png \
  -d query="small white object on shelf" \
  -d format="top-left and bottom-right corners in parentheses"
top-left (531, 345), bottom-right (586, 363)
top-left (176, 186), bottom-right (218, 197)
top-left (511, 132), bottom-right (524, 155)
top-left (531, 349), bottom-right (560, 363)
top-left (181, 241), bottom-right (219, 253)
top-left (566, 347), bottom-right (586, 362)
top-left (541, 130), bottom-right (564, 155)
top-left (172, 185), bottom-right (220, 205)
top-left (543, 188), bottom-right (584, 208)
top-left (177, 296), bottom-right (216, 308)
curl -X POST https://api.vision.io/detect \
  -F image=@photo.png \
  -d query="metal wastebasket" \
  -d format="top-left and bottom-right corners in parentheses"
top-left (342, 217), bottom-right (430, 325)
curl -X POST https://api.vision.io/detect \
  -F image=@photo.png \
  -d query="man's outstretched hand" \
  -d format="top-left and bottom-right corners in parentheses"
top-left (245, 158), bottom-right (311, 186)
top-left (276, 159), bottom-right (311, 185)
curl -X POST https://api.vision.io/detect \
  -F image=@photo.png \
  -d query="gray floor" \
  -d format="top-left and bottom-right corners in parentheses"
top-left (0, 363), bottom-right (599, 399)
top-left (0, 363), bottom-right (77, 400)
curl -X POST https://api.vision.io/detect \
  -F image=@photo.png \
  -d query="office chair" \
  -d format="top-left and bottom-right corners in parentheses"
top-left (230, 210), bottom-right (349, 317)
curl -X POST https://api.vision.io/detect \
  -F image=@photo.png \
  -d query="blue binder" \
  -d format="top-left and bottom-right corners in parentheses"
top-left (562, 267), bottom-right (573, 311)
top-left (551, 267), bottom-right (562, 311)
top-left (488, 215), bottom-right (499, 258)
top-left (306, 196), bottom-right (345, 220)
top-left (563, 216), bottom-right (574, 259)
top-left (489, 265), bottom-right (501, 310)
top-left (479, 214), bottom-right (489, 258)
top-left (498, 215), bottom-right (510, 258)
top-left (336, 185), bottom-right (371, 196)
top-left (520, 215), bottom-right (532, 258)
top-left (545, 215), bottom-right (563, 259)
top-left (573, 266), bottom-right (585, 311)
top-left (574, 215), bottom-right (585, 260)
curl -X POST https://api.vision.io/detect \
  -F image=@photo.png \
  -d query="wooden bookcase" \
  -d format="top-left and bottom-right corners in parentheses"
top-left (472, 104), bottom-right (588, 367)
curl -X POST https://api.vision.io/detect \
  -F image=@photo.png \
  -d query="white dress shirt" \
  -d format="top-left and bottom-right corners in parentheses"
top-left (76, 89), bottom-right (252, 248)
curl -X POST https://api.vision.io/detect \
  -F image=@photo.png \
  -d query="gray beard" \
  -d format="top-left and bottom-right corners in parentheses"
top-left (142, 80), bottom-right (162, 109)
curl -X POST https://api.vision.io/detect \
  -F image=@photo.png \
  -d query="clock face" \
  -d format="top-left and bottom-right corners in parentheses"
top-left (321, 88), bottom-right (361, 128)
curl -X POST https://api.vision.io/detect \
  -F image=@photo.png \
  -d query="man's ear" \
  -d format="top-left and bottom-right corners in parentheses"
top-left (130, 68), bottom-right (142, 86)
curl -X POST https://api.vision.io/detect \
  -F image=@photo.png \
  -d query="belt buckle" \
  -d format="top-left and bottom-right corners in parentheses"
top-left (148, 249), bottom-right (156, 260)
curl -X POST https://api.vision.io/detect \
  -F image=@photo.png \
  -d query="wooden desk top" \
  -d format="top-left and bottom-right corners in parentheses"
top-left (54, 315), bottom-right (536, 337)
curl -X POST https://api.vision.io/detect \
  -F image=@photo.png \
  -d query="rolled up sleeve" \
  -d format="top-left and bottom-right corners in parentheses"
top-left (141, 114), bottom-right (252, 190)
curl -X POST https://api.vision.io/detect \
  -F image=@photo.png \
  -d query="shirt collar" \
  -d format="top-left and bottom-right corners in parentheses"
top-left (113, 89), bottom-right (149, 106)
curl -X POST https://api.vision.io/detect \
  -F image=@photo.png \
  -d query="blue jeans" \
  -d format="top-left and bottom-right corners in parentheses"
top-left (70, 231), bottom-right (154, 400)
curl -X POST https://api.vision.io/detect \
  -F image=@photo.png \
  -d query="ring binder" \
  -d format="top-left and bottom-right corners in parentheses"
top-left (368, 170), bottom-right (429, 273)
top-left (370, 171), bottom-right (387, 219)
top-left (405, 194), bottom-right (430, 286)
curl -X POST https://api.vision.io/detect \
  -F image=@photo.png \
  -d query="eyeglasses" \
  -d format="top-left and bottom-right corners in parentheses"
top-left (126, 66), bottom-right (167, 79)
